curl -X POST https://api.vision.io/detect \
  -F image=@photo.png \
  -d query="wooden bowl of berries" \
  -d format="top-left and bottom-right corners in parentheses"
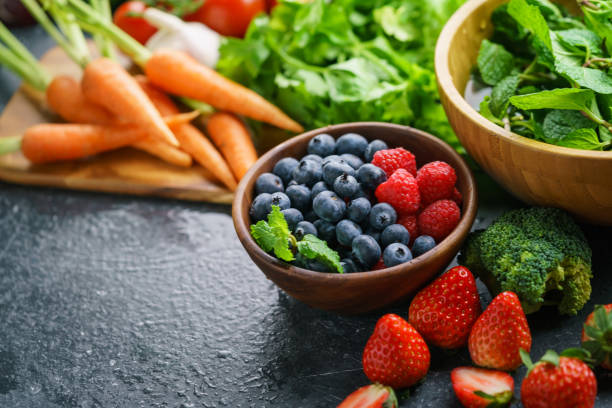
top-left (232, 122), bottom-right (477, 314)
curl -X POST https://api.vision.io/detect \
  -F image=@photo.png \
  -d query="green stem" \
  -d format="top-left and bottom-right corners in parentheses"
top-left (0, 21), bottom-right (40, 68)
top-left (274, 46), bottom-right (328, 73)
top-left (0, 44), bottom-right (49, 91)
top-left (0, 136), bottom-right (22, 155)
top-left (66, 0), bottom-right (151, 67)
top-left (21, 0), bottom-right (90, 69)
top-left (179, 97), bottom-right (214, 115)
top-left (289, 234), bottom-right (298, 251)
top-left (581, 109), bottom-right (612, 132)
top-left (90, 0), bottom-right (116, 59)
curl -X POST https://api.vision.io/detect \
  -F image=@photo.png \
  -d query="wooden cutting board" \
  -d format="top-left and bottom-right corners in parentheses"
top-left (0, 46), bottom-right (242, 203)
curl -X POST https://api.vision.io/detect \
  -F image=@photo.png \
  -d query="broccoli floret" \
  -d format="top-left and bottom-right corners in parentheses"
top-left (459, 207), bottom-right (592, 315)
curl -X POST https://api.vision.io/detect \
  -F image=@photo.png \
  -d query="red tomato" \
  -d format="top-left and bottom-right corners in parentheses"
top-left (185, 0), bottom-right (266, 38)
top-left (113, 1), bottom-right (158, 45)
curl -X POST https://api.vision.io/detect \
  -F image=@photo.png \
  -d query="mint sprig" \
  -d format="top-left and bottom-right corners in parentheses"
top-left (250, 206), bottom-right (343, 273)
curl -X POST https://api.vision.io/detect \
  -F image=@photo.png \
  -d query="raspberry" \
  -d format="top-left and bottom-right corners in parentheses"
top-left (417, 200), bottom-right (461, 242)
top-left (371, 148), bottom-right (417, 177)
top-left (398, 214), bottom-right (418, 244)
top-left (375, 169), bottom-right (421, 214)
top-left (416, 161), bottom-right (457, 205)
top-left (451, 187), bottom-right (462, 207)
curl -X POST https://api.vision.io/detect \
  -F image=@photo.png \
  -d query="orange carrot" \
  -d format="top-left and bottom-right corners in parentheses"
top-left (22, 123), bottom-right (148, 164)
top-left (132, 138), bottom-right (192, 168)
top-left (206, 112), bottom-right (258, 181)
top-left (145, 50), bottom-right (304, 133)
top-left (81, 57), bottom-right (179, 146)
top-left (134, 76), bottom-right (238, 190)
top-left (46, 75), bottom-right (116, 125)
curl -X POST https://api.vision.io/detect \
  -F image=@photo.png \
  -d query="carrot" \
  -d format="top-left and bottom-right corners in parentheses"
top-left (134, 76), bottom-right (238, 190)
top-left (81, 57), bottom-right (179, 147)
top-left (132, 138), bottom-right (192, 168)
top-left (21, 123), bottom-right (148, 164)
top-left (46, 75), bottom-right (115, 125)
top-left (206, 112), bottom-right (258, 181)
top-left (144, 50), bottom-right (304, 133)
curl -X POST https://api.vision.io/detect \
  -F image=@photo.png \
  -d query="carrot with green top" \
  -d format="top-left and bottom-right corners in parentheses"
top-left (206, 112), bottom-right (258, 181)
top-left (13, 123), bottom-right (149, 164)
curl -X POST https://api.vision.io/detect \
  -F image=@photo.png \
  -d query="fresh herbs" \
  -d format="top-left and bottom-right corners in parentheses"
top-left (475, 0), bottom-right (612, 151)
top-left (250, 206), bottom-right (343, 273)
top-left (217, 0), bottom-right (466, 152)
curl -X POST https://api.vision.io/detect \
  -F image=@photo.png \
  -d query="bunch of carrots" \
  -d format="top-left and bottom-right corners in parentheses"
top-left (0, 0), bottom-right (303, 191)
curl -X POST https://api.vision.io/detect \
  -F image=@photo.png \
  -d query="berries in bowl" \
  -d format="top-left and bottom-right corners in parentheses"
top-left (232, 123), bottom-right (477, 314)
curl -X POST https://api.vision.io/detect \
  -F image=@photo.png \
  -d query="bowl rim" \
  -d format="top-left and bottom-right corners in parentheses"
top-left (434, 0), bottom-right (612, 160)
top-left (232, 122), bottom-right (478, 283)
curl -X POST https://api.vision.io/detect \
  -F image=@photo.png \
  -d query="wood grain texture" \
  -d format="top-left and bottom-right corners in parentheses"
top-left (435, 0), bottom-right (612, 225)
top-left (0, 46), bottom-right (233, 204)
top-left (232, 123), bottom-right (478, 314)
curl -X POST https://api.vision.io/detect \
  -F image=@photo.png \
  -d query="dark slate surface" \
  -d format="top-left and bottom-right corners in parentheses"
top-left (1, 26), bottom-right (611, 408)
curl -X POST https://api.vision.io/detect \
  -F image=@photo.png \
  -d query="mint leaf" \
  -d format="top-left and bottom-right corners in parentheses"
top-left (297, 234), bottom-right (343, 274)
top-left (250, 206), bottom-right (295, 262)
top-left (555, 29), bottom-right (602, 56)
top-left (477, 40), bottom-right (515, 85)
top-left (542, 110), bottom-right (596, 143)
top-left (479, 96), bottom-right (505, 126)
top-left (490, 74), bottom-right (521, 117)
top-left (508, 0), bottom-right (552, 51)
top-left (556, 128), bottom-right (605, 150)
top-left (509, 88), bottom-right (595, 111)
top-left (583, 8), bottom-right (612, 55)
top-left (555, 64), bottom-right (612, 94)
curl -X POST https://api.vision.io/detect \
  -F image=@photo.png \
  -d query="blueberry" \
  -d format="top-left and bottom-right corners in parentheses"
top-left (255, 172), bottom-right (284, 195)
top-left (412, 235), bottom-right (436, 257)
top-left (357, 164), bottom-right (387, 191)
top-left (322, 155), bottom-right (346, 166)
top-left (314, 219), bottom-right (336, 243)
top-left (347, 197), bottom-right (371, 223)
top-left (352, 186), bottom-right (369, 200)
top-left (311, 181), bottom-right (329, 200)
top-left (322, 160), bottom-right (355, 185)
top-left (383, 243), bottom-right (413, 267)
top-left (273, 157), bottom-right (299, 185)
top-left (335, 133), bottom-right (368, 158)
top-left (341, 258), bottom-right (360, 273)
top-left (336, 219), bottom-right (362, 247)
top-left (381, 224), bottom-right (410, 248)
top-left (281, 208), bottom-right (304, 231)
top-left (286, 184), bottom-right (311, 212)
top-left (333, 173), bottom-right (359, 199)
top-left (249, 193), bottom-right (273, 222)
top-left (369, 203), bottom-right (397, 230)
top-left (313, 190), bottom-right (346, 223)
top-left (308, 133), bottom-right (336, 157)
top-left (295, 253), bottom-right (330, 272)
top-left (295, 221), bottom-right (318, 240)
top-left (270, 192), bottom-right (291, 211)
top-left (340, 153), bottom-right (364, 170)
top-left (352, 235), bottom-right (381, 269)
top-left (287, 180), bottom-right (299, 187)
top-left (292, 159), bottom-right (322, 187)
top-left (365, 227), bottom-right (381, 244)
top-left (303, 210), bottom-right (319, 223)
top-left (365, 139), bottom-right (388, 162)
top-left (302, 154), bottom-right (323, 164)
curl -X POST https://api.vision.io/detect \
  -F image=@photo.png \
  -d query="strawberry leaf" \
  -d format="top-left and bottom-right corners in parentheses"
top-left (520, 349), bottom-right (534, 371)
top-left (540, 350), bottom-right (560, 367)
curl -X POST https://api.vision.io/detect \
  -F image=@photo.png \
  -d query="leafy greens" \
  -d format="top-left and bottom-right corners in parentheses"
top-left (217, 0), bottom-right (466, 152)
top-left (475, 0), bottom-right (612, 150)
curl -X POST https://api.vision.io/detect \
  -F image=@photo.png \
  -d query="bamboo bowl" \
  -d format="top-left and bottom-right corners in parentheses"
top-left (232, 122), bottom-right (477, 314)
top-left (435, 0), bottom-right (612, 225)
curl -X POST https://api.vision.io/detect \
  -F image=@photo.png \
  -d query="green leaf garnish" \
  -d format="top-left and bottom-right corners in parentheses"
top-left (297, 234), bottom-right (343, 274)
top-left (250, 206), bottom-right (294, 262)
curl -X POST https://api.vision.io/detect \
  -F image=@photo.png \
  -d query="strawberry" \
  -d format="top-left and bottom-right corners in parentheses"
top-left (337, 384), bottom-right (398, 408)
top-left (520, 349), bottom-right (597, 408)
top-left (581, 304), bottom-right (612, 369)
top-left (451, 367), bottom-right (514, 408)
top-left (468, 291), bottom-right (532, 371)
top-left (408, 266), bottom-right (481, 348)
top-left (362, 314), bottom-right (430, 389)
